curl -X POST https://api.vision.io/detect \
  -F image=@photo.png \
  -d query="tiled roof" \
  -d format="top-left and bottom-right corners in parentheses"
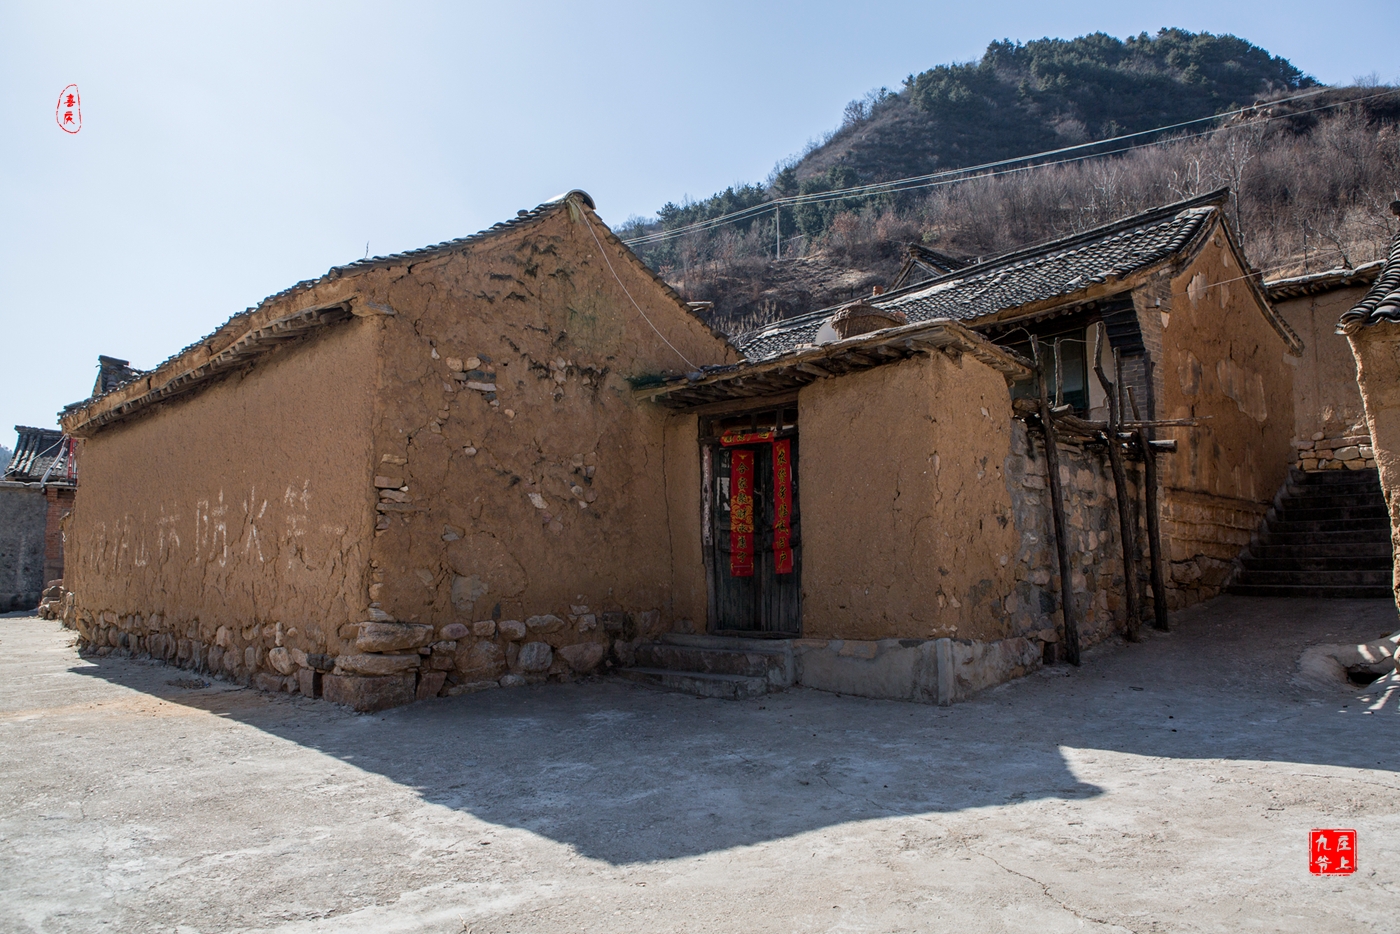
top-left (4, 426), bottom-right (64, 483)
top-left (1264, 262), bottom-right (1382, 301)
top-left (736, 190), bottom-right (1230, 361)
top-left (66, 191), bottom-right (599, 413)
top-left (1339, 231), bottom-right (1400, 333)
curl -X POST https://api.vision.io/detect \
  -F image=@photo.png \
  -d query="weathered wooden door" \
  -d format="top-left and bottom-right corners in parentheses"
top-left (706, 420), bottom-right (801, 635)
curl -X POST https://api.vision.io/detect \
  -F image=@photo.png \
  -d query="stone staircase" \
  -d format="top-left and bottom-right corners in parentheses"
top-left (616, 633), bottom-right (794, 699)
top-left (1229, 468), bottom-right (1394, 598)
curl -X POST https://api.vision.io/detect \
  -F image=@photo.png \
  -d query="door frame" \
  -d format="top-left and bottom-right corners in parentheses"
top-left (698, 396), bottom-right (802, 637)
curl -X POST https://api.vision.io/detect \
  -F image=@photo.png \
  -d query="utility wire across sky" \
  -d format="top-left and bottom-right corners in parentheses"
top-left (622, 86), bottom-right (1399, 247)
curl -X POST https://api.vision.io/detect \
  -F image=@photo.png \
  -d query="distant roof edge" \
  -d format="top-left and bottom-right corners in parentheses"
top-left (1265, 261), bottom-right (1382, 301)
top-left (736, 188), bottom-right (1235, 362)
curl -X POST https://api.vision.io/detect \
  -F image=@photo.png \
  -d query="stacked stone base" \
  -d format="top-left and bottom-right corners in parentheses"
top-left (1293, 432), bottom-right (1377, 471)
top-left (70, 606), bottom-right (662, 713)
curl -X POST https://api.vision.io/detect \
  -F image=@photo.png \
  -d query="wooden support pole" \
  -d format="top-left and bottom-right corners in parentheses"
top-left (1093, 324), bottom-right (1142, 643)
top-left (1033, 340), bottom-right (1080, 666)
top-left (1128, 382), bottom-right (1170, 632)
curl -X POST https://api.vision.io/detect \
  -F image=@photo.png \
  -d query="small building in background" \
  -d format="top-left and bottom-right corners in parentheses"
top-left (1, 426), bottom-right (77, 611)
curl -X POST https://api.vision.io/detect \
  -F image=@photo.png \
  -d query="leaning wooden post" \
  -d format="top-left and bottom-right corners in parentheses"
top-left (1127, 381), bottom-right (1170, 632)
top-left (1033, 340), bottom-right (1081, 666)
top-left (1093, 323), bottom-right (1142, 642)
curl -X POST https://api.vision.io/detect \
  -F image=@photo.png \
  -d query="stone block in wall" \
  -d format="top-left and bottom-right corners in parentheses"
top-left (297, 668), bottom-right (323, 698)
top-left (336, 653), bottom-right (421, 676)
top-left (526, 615), bottom-right (565, 634)
top-left (323, 673), bottom-right (415, 712)
top-left (416, 670), bottom-right (447, 701)
top-left (557, 642), bottom-right (606, 673)
top-left (456, 640), bottom-right (506, 679)
top-left (517, 641), bottom-right (553, 672)
top-left (497, 619), bottom-right (526, 641)
top-left (355, 621), bottom-right (434, 652)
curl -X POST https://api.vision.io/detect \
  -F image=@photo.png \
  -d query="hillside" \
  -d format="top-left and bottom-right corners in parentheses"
top-left (618, 30), bottom-right (1400, 338)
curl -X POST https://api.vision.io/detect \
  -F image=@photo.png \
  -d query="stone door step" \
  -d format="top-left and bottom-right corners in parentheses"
top-left (1226, 583), bottom-right (1394, 599)
top-left (615, 667), bottom-right (772, 700)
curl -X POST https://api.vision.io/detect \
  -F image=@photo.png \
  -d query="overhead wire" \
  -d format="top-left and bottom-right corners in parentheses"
top-left (577, 203), bottom-right (698, 371)
top-left (623, 87), bottom-right (1400, 247)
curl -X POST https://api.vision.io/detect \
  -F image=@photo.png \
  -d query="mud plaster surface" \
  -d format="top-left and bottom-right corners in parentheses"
top-left (1155, 229), bottom-right (1297, 597)
top-left (4, 595), bottom-right (1399, 933)
top-left (797, 352), bottom-right (1020, 642)
top-left (65, 322), bottom-right (380, 649)
top-left (1275, 286), bottom-right (1372, 442)
top-left (359, 206), bottom-right (733, 635)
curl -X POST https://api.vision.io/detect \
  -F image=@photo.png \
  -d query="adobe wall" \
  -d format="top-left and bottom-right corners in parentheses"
top-left (44, 486), bottom-right (75, 586)
top-left (1275, 287), bottom-right (1371, 443)
top-left (789, 351), bottom-right (1143, 701)
top-left (0, 483), bottom-right (47, 610)
top-left (1153, 229), bottom-right (1296, 607)
top-left (65, 321), bottom-right (381, 674)
top-left (346, 204), bottom-right (735, 701)
top-left (796, 352), bottom-right (1022, 643)
top-left (1346, 323), bottom-right (1400, 609)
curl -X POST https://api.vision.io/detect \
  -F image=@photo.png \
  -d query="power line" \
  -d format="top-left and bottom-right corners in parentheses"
top-left (623, 86), bottom-right (1398, 247)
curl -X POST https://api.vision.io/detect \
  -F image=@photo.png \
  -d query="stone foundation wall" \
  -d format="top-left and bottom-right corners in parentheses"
top-left (1003, 420), bottom-right (1148, 656)
top-left (72, 607), bottom-right (668, 711)
top-left (1292, 432), bottom-right (1378, 471)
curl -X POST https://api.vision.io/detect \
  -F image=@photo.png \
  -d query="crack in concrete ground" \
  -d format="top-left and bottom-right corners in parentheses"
top-left (981, 851), bottom-right (1130, 932)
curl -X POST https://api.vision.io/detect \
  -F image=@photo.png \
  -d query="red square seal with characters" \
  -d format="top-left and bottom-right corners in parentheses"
top-left (1309, 829), bottom-right (1357, 875)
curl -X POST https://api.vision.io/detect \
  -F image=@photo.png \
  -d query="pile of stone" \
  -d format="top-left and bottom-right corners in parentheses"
top-left (1293, 433), bottom-right (1376, 471)
top-left (35, 579), bottom-right (66, 620)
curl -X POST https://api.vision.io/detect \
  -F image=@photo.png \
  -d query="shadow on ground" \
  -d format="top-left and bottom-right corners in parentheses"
top-left (69, 595), bottom-right (1400, 865)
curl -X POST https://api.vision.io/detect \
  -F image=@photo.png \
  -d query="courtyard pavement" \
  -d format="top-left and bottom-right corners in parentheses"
top-left (2, 596), bottom-right (1398, 933)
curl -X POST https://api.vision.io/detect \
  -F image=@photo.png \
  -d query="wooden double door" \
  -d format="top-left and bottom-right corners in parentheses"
top-left (706, 414), bottom-right (802, 636)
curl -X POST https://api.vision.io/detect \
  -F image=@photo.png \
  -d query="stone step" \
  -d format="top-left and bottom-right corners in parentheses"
top-left (1279, 492), bottom-right (1387, 509)
top-left (1261, 529), bottom-right (1392, 547)
top-left (657, 632), bottom-right (794, 653)
top-left (1279, 504), bottom-right (1389, 522)
top-left (1226, 583), bottom-right (1394, 599)
top-left (1293, 465), bottom-right (1379, 479)
top-left (615, 667), bottom-right (772, 699)
top-left (634, 642), bottom-right (790, 680)
top-left (1234, 568), bottom-right (1393, 587)
top-left (1266, 517), bottom-right (1390, 534)
top-left (1240, 555), bottom-right (1393, 571)
top-left (1250, 542), bottom-right (1393, 559)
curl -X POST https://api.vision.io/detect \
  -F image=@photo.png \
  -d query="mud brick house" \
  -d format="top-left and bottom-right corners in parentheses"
top-left (61, 192), bottom-right (737, 710)
top-left (696, 190), bottom-right (1301, 622)
top-left (1, 426), bottom-right (77, 610)
top-left (61, 189), bottom-right (1306, 710)
top-left (1341, 209), bottom-right (1400, 608)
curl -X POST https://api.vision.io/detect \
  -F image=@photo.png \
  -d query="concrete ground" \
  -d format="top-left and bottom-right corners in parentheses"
top-left (2, 597), bottom-right (1399, 933)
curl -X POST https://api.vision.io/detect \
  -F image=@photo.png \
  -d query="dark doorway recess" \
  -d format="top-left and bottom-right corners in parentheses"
top-left (702, 406), bottom-right (802, 636)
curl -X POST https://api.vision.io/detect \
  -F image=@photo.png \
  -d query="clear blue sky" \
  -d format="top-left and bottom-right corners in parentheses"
top-left (2, 0), bottom-right (1397, 439)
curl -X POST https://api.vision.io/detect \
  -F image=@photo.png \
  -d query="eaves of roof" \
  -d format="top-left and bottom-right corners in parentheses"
top-left (1265, 261), bottom-right (1382, 301)
top-left (61, 191), bottom-right (729, 437)
top-left (1339, 232), bottom-right (1400, 334)
top-left (637, 318), bottom-right (1032, 410)
top-left (737, 187), bottom-right (1302, 360)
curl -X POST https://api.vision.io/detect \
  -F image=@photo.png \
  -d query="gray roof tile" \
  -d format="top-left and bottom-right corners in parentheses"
top-left (737, 189), bottom-right (1228, 361)
top-left (1339, 230), bottom-right (1400, 333)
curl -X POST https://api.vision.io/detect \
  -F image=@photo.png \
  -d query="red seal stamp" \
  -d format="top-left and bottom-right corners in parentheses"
top-left (1309, 829), bottom-right (1357, 875)
top-left (56, 84), bottom-right (81, 134)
